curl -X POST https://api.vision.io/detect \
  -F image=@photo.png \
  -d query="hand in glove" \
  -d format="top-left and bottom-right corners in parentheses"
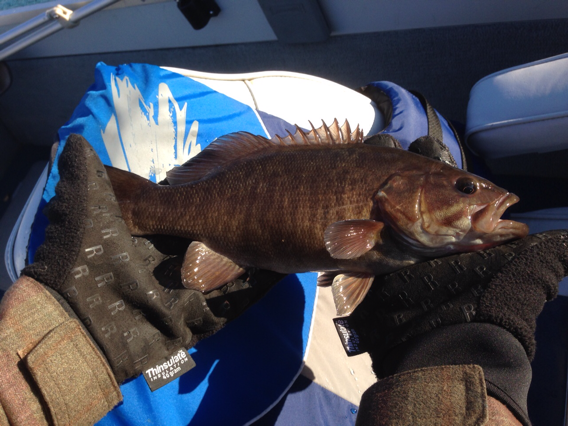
top-left (347, 230), bottom-right (568, 426)
top-left (0, 134), bottom-right (283, 425)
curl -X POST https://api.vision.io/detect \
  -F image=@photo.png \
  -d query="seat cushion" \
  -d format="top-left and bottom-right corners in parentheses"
top-left (466, 53), bottom-right (568, 159)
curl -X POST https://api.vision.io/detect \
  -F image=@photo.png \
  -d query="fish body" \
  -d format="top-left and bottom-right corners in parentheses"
top-left (106, 121), bottom-right (528, 315)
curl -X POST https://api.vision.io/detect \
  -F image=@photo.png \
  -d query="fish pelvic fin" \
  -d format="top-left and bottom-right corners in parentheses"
top-left (105, 166), bottom-right (156, 232)
top-left (165, 119), bottom-right (363, 185)
top-left (181, 241), bottom-right (246, 292)
top-left (332, 273), bottom-right (374, 316)
top-left (324, 220), bottom-right (385, 259)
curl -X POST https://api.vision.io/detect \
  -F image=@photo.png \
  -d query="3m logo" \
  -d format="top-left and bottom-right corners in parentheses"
top-left (143, 349), bottom-right (196, 391)
top-left (333, 318), bottom-right (365, 357)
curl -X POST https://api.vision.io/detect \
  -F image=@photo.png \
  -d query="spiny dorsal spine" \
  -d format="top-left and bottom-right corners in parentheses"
top-left (272, 119), bottom-right (363, 146)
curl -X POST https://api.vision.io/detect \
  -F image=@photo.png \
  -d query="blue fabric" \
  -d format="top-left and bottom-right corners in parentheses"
top-left (26, 62), bottom-right (318, 426)
top-left (253, 374), bottom-right (359, 426)
top-left (99, 273), bottom-right (317, 426)
top-left (368, 81), bottom-right (463, 169)
top-left (28, 62), bottom-right (268, 262)
top-left (256, 110), bottom-right (298, 138)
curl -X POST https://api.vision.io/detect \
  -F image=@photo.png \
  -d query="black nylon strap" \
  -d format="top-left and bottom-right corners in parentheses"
top-left (445, 118), bottom-right (468, 171)
top-left (410, 90), bottom-right (468, 170)
top-left (409, 90), bottom-right (443, 142)
top-left (358, 84), bottom-right (468, 171)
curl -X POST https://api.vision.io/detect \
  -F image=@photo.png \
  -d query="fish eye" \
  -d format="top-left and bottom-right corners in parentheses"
top-left (455, 177), bottom-right (477, 195)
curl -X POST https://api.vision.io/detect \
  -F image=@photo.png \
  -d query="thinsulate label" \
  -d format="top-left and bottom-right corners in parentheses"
top-left (333, 317), bottom-right (365, 357)
top-left (143, 348), bottom-right (196, 391)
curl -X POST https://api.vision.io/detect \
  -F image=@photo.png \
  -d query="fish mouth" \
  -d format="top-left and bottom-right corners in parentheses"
top-left (469, 192), bottom-right (529, 247)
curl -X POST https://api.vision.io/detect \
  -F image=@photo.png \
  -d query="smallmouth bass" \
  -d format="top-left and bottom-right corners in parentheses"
top-left (105, 120), bottom-right (528, 315)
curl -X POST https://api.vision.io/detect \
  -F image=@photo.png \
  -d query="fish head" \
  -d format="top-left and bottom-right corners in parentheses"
top-left (376, 168), bottom-right (529, 255)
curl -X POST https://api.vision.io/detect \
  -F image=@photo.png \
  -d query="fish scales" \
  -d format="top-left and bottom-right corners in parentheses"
top-left (105, 120), bottom-right (528, 315)
top-left (126, 144), bottom-right (408, 273)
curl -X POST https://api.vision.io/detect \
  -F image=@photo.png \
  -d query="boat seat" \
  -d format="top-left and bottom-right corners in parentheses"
top-left (466, 53), bottom-right (568, 426)
top-left (465, 53), bottom-right (568, 296)
top-left (466, 52), bottom-right (568, 160)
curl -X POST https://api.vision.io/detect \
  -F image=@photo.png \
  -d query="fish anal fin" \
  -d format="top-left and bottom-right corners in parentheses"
top-left (324, 220), bottom-right (384, 259)
top-left (332, 273), bottom-right (374, 316)
top-left (181, 241), bottom-right (245, 292)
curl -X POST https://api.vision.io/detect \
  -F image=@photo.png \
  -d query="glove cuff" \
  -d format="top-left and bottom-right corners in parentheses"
top-left (376, 323), bottom-right (532, 426)
top-left (0, 276), bottom-right (121, 424)
top-left (356, 364), bottom-right (523, 426)
top-left (356, 365), bottom-right (488, 426)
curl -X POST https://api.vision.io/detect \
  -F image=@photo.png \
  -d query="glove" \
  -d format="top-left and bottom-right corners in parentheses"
top-left (346, 230), bottom-right (568, 426)
top-left (0, 134), bottom-right (283, 425)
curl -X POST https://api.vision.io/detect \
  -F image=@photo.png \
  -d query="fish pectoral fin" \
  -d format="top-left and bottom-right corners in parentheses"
top-left (332, 273), bottom-right (374, 316)
top-left (181, 241), bottom-right (245, 292)
top-left (324, 220), bottom-right (385, 259)
top-left (317, 272), bottom-right (336, 287)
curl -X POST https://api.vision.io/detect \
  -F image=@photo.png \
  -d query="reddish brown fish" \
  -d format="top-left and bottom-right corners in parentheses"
top-left (106, 120), bottom-right (528, 315)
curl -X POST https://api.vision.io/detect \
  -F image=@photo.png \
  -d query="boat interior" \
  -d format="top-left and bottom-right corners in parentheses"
top-left (1, 1), bottom-right (568, 424)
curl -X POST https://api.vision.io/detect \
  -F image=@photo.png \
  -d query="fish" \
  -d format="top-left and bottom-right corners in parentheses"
top-left (104, 120), bottom-right (529, 316)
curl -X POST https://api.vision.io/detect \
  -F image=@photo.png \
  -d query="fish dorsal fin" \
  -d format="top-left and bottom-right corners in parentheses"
top-left (167, 132), bottom-right (273, 185)
top-left (272, 119), bottom-right (363, 147)
top-left (166, 119), bottom-right (363, 185)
